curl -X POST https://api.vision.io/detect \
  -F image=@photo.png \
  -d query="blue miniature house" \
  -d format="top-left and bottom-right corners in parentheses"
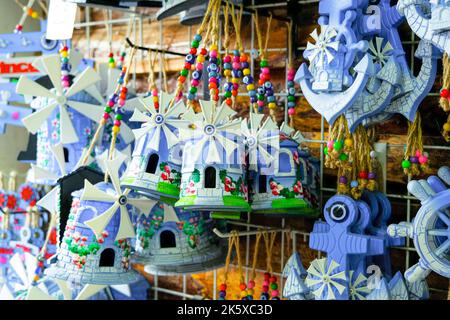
top-left (175, 100), bottom-right (249, 213)
top-left (121, 92), bottom-right (187, 201)
top-left (45, 184), bottom-right (140, 285)
top-left (134, 202), bottom-right (226, 275)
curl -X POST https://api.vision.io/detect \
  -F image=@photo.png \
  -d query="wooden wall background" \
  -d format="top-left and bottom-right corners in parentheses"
top-left (71, 2), bottom-right (450, 300)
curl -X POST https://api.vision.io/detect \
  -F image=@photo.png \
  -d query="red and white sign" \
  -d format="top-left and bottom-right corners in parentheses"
top-left (0, 57), bottom-right (41, 78)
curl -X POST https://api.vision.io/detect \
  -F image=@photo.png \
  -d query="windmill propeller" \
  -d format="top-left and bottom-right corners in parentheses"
top-left (368, 37), bottom-right (393, 67)
top-left (181, 100), bottom-right (241, 164)
top-left (305, 258), bottom-right (347, 300)
top-left (129, 91), bottom-right (189, 151)
top-left (280, 122), bottom-right (307, 145)
top-left (17, 54), bottom-right (102, 144)
top-left (81, 155), bottom-right (158, 241)
top-left (241, 113), bottom-right (279, 170)
top-left (95, 145), bottom-right (131, 174)
top-left (306, 25), bottom-right (339, 65)
top-left (348, 271), bottom-right (371, 300)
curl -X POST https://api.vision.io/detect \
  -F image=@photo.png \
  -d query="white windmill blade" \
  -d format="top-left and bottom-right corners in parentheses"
top-left (214, 134), bottom-right (238, 157)
top-left (382, 41), bottom-right (393, 54)
top-left (16, 76), bottom-right (57, 99)
top-left (66, 100), bottom-right (103, 122)
top-left (110, 284), bottom-right (132, 297)
top-left (30, 164), bottom-right (60, 181)
top-left (69, 50), bottom-right (84, 75)
top-left (0, 286), bottom-right (14, 300)
top-left (306, 41), bottom-right (316, 52)
top-left (104, 157), bottom-right (125, 194)
top-left (241, 119), bottom-right (252, 137)
top-left (159, 91), bottom-right (176, 115)
top-left (163, 204), bottom-right (180, 223)
top-left (258, 116), bottom-right (278, 134)
top-left (75, 284), bottom-right (107, 300)
top-left (310, 28), bottom-right (319, 42)
top-left (123, 96), bottom-right (146, 112)
top-left (217, 119), bottom-right (241, 134)
top-left (131, 125), bottom-right (156, 142)
top-left (95, 143), bottom-right (131, 174)
top-left (165, 99), bottom-right (187, 119)
top-left (324, 48), bottom-right (335, 63)
top-left (59, 106), bottom-right (79, 144)
top-left (36, 187), bottom-right (59, 214)
top-left (181, 107), bottom-right (203, 123)
top-left (74, 148), bottom-right (95, 169)
top-left (106, 68), bottom-right (121, 97)
top-left (80, 179), bottom-right (116, 203)
top-left (83, 85), bottom-right (104, 105)
top-left (9, 253), bottom-right (30, 289)
top-left (65, 67), bottom-right (101, 98)
top-left (165, 118), bottom-right (191, 130)
top-left (95, 149), bottom-right (109, 173)
top-left (206, 137), bottom-right (222, 164)
top-left (118, 121), bottom-right (135, 145)
top-left (26, 286), bottom-right (57, 300)
top-left (53, 279), bottom-right (73, 301)
top-left (199, 100), bottom-right (214, 123)
top-left (85, 202), bottom-right (120, 238)
top-left (128, 198), bottom-right (157, 217)
top-left (116, 205), bottom-right (136, 240)
top-left (21, 102), bottom-right (58, 134)
top-left (138, 96), bottom-right (157, 115)
top-left (130, 108), bottom-right (153, 123)
top-left (327, 41), bottom-right (340, 52)
top-left (190, 136), bottom-right (208, 162)
top-left (213, 101), bottom-right (237, 125)
top-left (39, 55), bottom-right (63, 95)
top-left (258, 134), bottom-right (279, 147)
top-left (249, 112), bottom-right (265, 131)
top-left (162, 124), bottom-right (180, 149)
top-left (292, 131), bottom-right (307, 145)
top-left (280, 121), bottom-right (295, 135)
top-left (51, 143), bottom-right (68, 176)
top-left (257, 144), bottom-right (275, 164)
top-left (147, 126), bottom-right (162, 151)
top-left (376, 37), bottom-right (383, 55)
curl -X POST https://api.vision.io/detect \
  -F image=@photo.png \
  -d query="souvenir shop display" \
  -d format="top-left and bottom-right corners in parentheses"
top-left (0, 0), bottom-right (448, 301)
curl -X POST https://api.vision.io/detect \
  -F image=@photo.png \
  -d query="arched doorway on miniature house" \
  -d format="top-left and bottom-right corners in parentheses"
top-left (204, 166), bottom-right (217, 189)
top-left (159, 229), bottom-right (176, 248)
top-left (146, 153), bottom-right (159, 174)
top-left (99, 247), bottom-right (116, 267)
top-left (277, 148), bottom-right (296, 177)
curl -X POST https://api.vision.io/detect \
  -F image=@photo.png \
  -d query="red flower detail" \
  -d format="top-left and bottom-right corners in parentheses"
top-left (6, 195), bottom-right (17, 210)
top-left (20, 186), bottom-right (33, 201)
top-left (0, 193), bottom-right (5, 207)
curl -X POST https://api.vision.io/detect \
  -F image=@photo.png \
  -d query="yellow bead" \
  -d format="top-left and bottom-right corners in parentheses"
top-left (344, 138), bottom-right (353, 147)
top-left (268, 102), bottom-right (276, 109)
top-left (109, 62), bottom-right (115, 68)
top-left (224, 70), bottom-right (231, 77)
top-left (444, 123), bottom-right (450, 132)
top-left (153, 97), bottom-right (159, 102)
top-left (231, 78), bottom-right (239, 84)
top-left (247, 289), bottom-right (254, 296)
top-left (61, 51), bottom-right (68, 58)
top-left (243, 68), bottom-right (251, 76)
top-left (112, 126), bottom-right (120, 134)
top-left (197, 55), bottom-right (205, 63)
top-left (246, 84), bottom-right (254, 91)
top-left (210, 44), bottom-right (218, 50)
top-left (240, 290), bottom-right (247, 298)
top-left (31, 12), bottom-right (39, 19)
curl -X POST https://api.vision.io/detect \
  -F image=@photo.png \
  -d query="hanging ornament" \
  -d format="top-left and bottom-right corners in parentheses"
top-left (440, 54), bottom-right (450, 141)
top-left (14, 0), bottom-right (40, 34)
top-left (402, 113), bottom-right (429, 177)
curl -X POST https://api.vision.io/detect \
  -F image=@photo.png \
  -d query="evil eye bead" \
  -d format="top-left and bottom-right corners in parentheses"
top-left (192, 71), bottom-right (201, 80)
top-left (267, 96), bottom-right (276, 103)
top-left (223, 62), bottom-right (231, 69)
top-left (257, 87), bottom-right (265, 95)
top-left (185, 54), bottom-right (195, 64)
top-left (243, 76), bottom-right (253, 84)
top-left (264, 81), bottom-right (272, 89)
top-left (288, 87), bottom-right (296, 95)
top-left (208, 71), bottom-right (217, 78)
top-left (194, 34), bottom-right (202, 42)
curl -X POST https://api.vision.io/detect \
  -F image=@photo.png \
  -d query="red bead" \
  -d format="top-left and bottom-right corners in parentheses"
top-left (225, 98), bottom-right (232, 106)
top-left (108, 53), bottom-right (114, 58)
top-left (258, 79), bottom-right (264, 86)
top-left (440, 89), bottom-right (450, 98)
top-left (121, 87), bottom-right (128, 93)
top-left (119, 93), bottom-right (126, 99)
top-left (240, 55), bottom-right (248, 62)
top-left (269, 276), bottom-right (277, 283)
top-left (239, 283), bottom-right (246, 290)
top-left (200, 48), bottom-right (207, 55)
top-left (359, 171), bottom-right (368, 179)
top-left (121, 67), bottom-right (127, 73)
top-left (264, 272), bottom-right (271, 280)
top-left (184, 62), bottom-right (192, 70)
top-left (103, 113), bottom-right (110, 119)
top-left (208, 82), bottom-right (217, 89)
top-left (178, 76), bottom-right (186, 83)
top-left (190, 48), bottom-right (197, 55)
top-left (219, 284), bottom-right (227, 291)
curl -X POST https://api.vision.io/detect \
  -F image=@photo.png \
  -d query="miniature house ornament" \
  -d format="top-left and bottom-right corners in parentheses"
top-left (175, 100), bottom-right (249, 213)
top-left (122, 91), bottom-right (189, 201)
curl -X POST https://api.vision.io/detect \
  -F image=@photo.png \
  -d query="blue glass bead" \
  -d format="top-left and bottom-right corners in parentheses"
top-left (350, 180), bottom-right (358, 188)
top-left (257, 87), bottom-right (265, 95)
top-left (264, 81), bottom-right (272, 89)
top-left (267, 96), bottom-right (276, 103)
top-left (249, 90), bottom-right (256, 97)
top-left (241, 62), bottom-right (249, 69)
top-left (288, 87), bottom-right (296, 95)
top-left (207, 64), bottom-right (217, 72)
top-left (287, 80), bottom-right (295, 88)
top-left (271, 297), bottom-right (280, 300)
top-left (223, 62), bottom-right (231, 69)
top-left (194, 34), bottom-right (202, 42)
top-left (185, 54), bottom-right (195, 64)
top-left (188, 93), bottom-right (195, 100)
top-left (192, 71), bottom-right (201, 80)
top-left (258, 106), bottom-right (264, 113)
top-left (116, 107), bottom-right (126, 115)
top-left (223, 83), bottom-right (231, 91)
top-left (209, 57), bottom-right (218, 64)
top-left (265, 88), bottom-right (274, 96)
top-left (237, 70), bottom-right (243, 78)
top-left (219, 290), bottom-right (226, 298)
top-left (233, 49), bottom-right (240, 56)
top-left (247, 296), bottom-right (253, 300)
top-left (243, 76), bottom-right (253, 84)
top-left (288, 101), bottom-right (296, 108)
top-left (260, 293), bottom-right (269, 300)
top-left (208, 71), bottom-right (217, 78)
top-left (118, 78), bottom-right (124, 85)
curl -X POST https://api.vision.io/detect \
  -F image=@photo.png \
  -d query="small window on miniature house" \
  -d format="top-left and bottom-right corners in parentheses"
top-left (259, 175), bottom-right (267, 193)
top-left (146, 153), bottom-right (159, 174)
top-left (99, 248), bottom-right (115, 267)
top-left (160, 230), bottom-right (176, 248)
top-left (204, 167), bottom-right (217, 188)
top-left (63, 147), bottom-right (69, 163)
top-left (279, 152), bottom-right (292, 173)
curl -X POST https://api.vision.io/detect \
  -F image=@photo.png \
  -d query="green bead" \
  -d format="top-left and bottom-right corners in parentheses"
top-left (257, 94), bottom-right (265, 100)
top-left (180, 69), bottom-right (188, 77)
top-left (260, 60), bottom-right (268, 67)
top-left (191, 40), bottom-right (199, 48)
top-left (333, 140), bottom-right (343, 151)
top-left (109, 57), bottom-right (115, 63)
top-left (115, 114), bottom-right (123, 120)
top-left (339, 153), bottom-right (348, 161)
top-left (324, 147), bottom-right (328, 155)
top-left (224, 91), bottom-right (231, 98)
top-left (62, 57), bottom-right (69, 63)
top-left (104, 106), bottom-right (111, 113)
top-left (189, 87), bottom-right (197, 94)
top-left (288, 96), bottom-right (295, 102)
top-left (401, 160), bottom-right (411, 169)
top-left (121, 52), bottom-right (126, 57)
top-left (270, 283), bottom-right (278, 290)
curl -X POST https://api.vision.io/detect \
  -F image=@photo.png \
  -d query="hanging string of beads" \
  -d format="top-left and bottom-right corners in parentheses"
top-left (14, 0), bottom-right (39, 33)
top-left (117, 16), bottom-right (134, 70)
top-left (104, 10), bottom-right (116, 69)
top-left (285, 20), bottom-right (296, 125)
top-left (253, 11), bottom-right (275, 119)
top-left (402, 113), bottom-right (429, 177)
top-left (60, 42), bottom-right (71, 89)
top-left (440, 53), bottom-right (450, 141)
top-left (260, 231), bottom-right (279, 300)
top-left (207, 0), bottom-right (222, 104)
top-left (324, 115), bottom-right (351, 169)
top-left (229, 3), bottom-right (256, 112)
top-left (246, 232), bottom-right (263, 300)
top-left (147, 50), bottom-right (159, 110)
top-left (80, 46), bottom-right (136, 166)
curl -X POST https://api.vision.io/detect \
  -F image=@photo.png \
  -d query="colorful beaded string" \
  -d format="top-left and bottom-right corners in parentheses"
top-left (60, 43), bottom-right (71, 89)
top-left (206, 0), bottom-right (222, 104)
top-left (218, 231), bottom-right (236, 300)
top-left (246, 232), bottom-right (262, 300)
top-left (401, 112), bottom-right (429, 176)
top-left (14, 0), bottom-right (39, 33)
top-left (253, 12), bottom-right (275, 116)
top-left (285, 20), bottom-right (296, 122)
top-left (261, 231), bottom-right (279, 300)
top-left (440, 53), bottom-right (450, 141)
top-left (104, 10), bottom-right (116, 69)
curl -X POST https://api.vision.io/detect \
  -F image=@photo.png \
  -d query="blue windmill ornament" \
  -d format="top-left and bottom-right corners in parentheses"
top-left (282, 252), bottom-right (312, 300)
top-left (44, 154), bottom-right (157, 286)
top-left (134, 202), bottom-right (226, 275)
top-left (122, 91), bottom-right (189, 201)
top-left (175, 100), bottom-right (249, 213)
top-left (305, 258), bottom-right (347, 300)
